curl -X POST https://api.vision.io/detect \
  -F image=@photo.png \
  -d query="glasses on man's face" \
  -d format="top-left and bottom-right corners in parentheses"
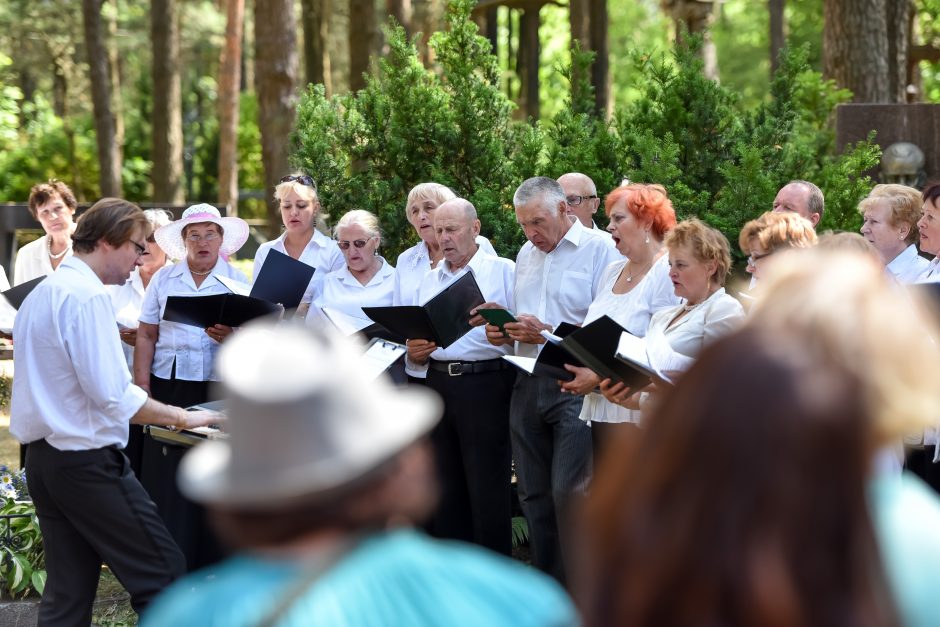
top-left (131, 240), bottom-right (147, 256)
top-left (336, 239), bottom-right (371, 250)
top-left (185, 233), bottom-right (220, 244)
top-left (279, 174), bottom-right (316, 188)
top-left (747, 250), bottom-right (774, 266)
top-left (565, 194), bottom-right (598, 207)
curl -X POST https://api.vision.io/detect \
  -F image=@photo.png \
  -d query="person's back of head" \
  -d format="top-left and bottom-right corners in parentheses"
top-left (580, 325), bottom-right (900, 627)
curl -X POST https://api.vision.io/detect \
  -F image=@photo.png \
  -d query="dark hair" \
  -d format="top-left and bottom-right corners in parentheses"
top-left (922, 180), bottom-right (940, 209)
top-left (71, 198), bottom-right (149, 254)
top-left (579, 328), bottom-right (899, 627)
top-left (27, 179), bottom-right (78, 220)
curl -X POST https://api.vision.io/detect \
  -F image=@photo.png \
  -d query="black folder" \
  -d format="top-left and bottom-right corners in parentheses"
top-left (250, 249), bottom-right (315, 310)
top-left (362, 270), bottom-right (485, 349)
top-left (2, 276), bottom-right (45, 310)
top-left (163, 293), bottom-right (281, 328)
top-left (503, 322), bottom-right (583, 381)
top-left (552, 315), bottom-right (655, 390)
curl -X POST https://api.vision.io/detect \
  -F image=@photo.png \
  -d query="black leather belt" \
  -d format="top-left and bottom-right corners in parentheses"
top-left (428, 358), bottom-right (509, 376)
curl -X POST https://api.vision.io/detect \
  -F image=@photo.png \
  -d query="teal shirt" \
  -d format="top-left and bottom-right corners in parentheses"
top-left (869, 472), bottom-right (940, 627)
top-left (142, 529), bottom-right (577, 627)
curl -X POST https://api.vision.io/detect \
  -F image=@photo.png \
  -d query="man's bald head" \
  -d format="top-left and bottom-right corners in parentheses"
top-left (557, 173), bottom-right (599, 227)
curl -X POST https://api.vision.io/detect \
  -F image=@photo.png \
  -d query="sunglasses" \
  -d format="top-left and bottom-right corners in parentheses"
top-left (336, 239), bottom-right (372, 250)
top-left (279, 174), bottom-right (316, 188)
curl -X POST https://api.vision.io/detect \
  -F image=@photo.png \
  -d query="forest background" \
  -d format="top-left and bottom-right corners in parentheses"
top-left (2, 0), bottom-right (940, 259)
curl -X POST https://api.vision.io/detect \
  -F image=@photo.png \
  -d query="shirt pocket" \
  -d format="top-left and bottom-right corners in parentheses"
top-left (559, 270), bottom-right (593, 317)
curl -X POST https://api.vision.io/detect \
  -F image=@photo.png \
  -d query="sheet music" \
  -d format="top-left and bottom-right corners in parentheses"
top-left (215, 275), bottom-right (252, 296)
top-left (643, 328), bottom-right (695, 384)
top-left (539, 329), bottom-right (563, 345)
top-left (360, 339), bottom-right (406, 380)
top-left (502, 355), bottom-right (537, 375)
top-left (322, 306), bottom-right (375, 336)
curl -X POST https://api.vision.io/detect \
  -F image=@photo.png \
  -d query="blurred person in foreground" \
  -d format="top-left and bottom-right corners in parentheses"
top-left (858, 184), bottom-right (928, 283)
top-left (142, 324), bottom-right (576, 627)
top-left (10, 198), bottom-right (219, 625)
top-left (579, 249), bottom-right (940, 627)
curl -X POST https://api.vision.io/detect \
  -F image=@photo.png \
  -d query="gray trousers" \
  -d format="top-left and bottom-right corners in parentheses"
top-left (510, 373), bottom-right (592, 584)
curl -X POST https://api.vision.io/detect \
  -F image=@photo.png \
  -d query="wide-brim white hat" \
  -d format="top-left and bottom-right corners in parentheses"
top-left (154, 203), bottom-right (249, 260)
top-left (178, 324), bottom-right (442, 508)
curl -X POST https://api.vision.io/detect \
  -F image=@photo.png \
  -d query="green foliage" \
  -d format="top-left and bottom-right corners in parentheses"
top-left (511, 515), bottom-right (528, 548)
top-left (0, 468), bottom-right (44, 599)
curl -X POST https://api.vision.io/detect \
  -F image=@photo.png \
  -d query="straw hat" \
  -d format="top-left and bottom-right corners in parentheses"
top-left (154, 203), bottom-right (249, 260)
top-left (178, 324), bottom-right (442, 507)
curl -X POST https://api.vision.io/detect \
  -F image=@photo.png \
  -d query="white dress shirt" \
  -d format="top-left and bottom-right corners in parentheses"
top-left (139, 258), bottom-right (249, 382)
top-left (646, 288), bottom-right (745, 359)
top-left (579, 255), bottom-right (680, 424)
top-left (394, 236), bottom-right (496, 306)
top-left (886, 245), bottom-right (929, 284)
top-left (108, 263), bottom-right (171, 371)
top-left (307, 258), bottom-right (397, 329)
top-left (405, 249), bottom-right (516, 377)
top-left (514, 219), bottom-right (621, 358)
top-left (917, 257), bottom-right (940, 283)
top-left (253, 229), bottom-right (345, 304)
top-left (14, 234), bottom-right (72, 285)
top-left (591, 222), bottom-right (616, 247)
top-left (10, 257), bottom-right (148, 450)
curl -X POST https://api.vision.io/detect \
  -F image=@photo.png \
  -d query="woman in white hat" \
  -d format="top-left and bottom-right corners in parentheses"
top-left (133, 203), bottom-right (250, 571)
top-left (252, 174), bottom-right (344, 317)
top-left (142, 325), bottom-right (576, 627)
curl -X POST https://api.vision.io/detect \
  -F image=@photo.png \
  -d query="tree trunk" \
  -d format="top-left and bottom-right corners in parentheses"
top-left (151, 0), bottom-right (184, 203)
top-left (823, 0), bottom-right (890, 102)
top-left (411, 0), bottom-right (439, 65)
top-left (107, 0), bottom-right (124, 174)
top-left (387, 0), bottom-right (412, 35)
top-left (569, 0), bottom-right (589, 99)
top-left (485, 7), bottom-right (498, 58)
top-left (588, 0), bottom-right (608, 115)
top-left (255, 0), bottom-right (298, 237)
top-left (81, 0), bottom-right (122, 197)
top-left (519, 5), bottom-right (540, 121)
top-left (218, 0), bottom-right (245, 215)
top-left (301, 0), bottom-right (332, 94)
top-left (349, 0), bottom-right (376, 92)
top-left (886, 0), bottom-right (911, 102)
top-left (769, 0), bottom-right (785, 76)
top-left (663, 0), bottom-right (719, 81)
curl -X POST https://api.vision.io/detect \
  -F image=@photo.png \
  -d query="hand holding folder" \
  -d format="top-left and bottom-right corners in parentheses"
top-left (362, 270), bottom-right (485, 349)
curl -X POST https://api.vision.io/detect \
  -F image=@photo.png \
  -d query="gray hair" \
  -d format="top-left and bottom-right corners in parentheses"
top-left (334, 209), bottom-right (381, 240)
top-left (788, 180), bottom-right (825, 221)
top-left (438, 198), bottom-right (477, 222)
top-left (143, 209), bottom-right (174, 230)
top-left (513, 177), bottom-right (567, 210)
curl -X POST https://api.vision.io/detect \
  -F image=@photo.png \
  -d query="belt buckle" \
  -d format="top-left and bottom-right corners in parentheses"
top-left (447, 362), bottom-right (464, 376)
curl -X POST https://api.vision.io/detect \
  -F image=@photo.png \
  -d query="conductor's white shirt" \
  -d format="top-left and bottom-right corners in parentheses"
top-left (10, 256), bottom-right (148, 450)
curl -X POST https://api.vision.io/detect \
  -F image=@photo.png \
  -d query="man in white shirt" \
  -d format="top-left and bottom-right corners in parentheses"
top-left (557, 172), bottom-right (614, 245)
top-left (405, 199), bottom-right (516, 555)
top-left (10, 198), bottom-right (219, 624)
top-left (486, 177), bottom-right (620, 582)
top-left (772, 179), bottom-right (824, 228)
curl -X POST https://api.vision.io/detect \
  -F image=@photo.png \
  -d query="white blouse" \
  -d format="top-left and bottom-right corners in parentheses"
top-left (579, 255), bottom-right (680, 424)
top-left (886, 244), bottom-right (929, 284)
top-left (108, 263), bottom-right (171, 371)
top-left (646, 287), bottom-right (745, 359)
top-left (138, 258), bottom-right (249, 382)
top-left (14, 234), bottom-right (71, 285)
top-left (394, 236), bottom-right (496, 306)
top-left (307, 258), bottom-right (397, 329)
top-left (252, 229), bottom-right (345, 304)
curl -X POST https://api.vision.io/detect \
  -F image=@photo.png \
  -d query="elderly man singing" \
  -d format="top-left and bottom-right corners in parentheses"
top-left (10, 198), bottom-right (219, 624)
top-left (405, 199), bottom-right (517, 555)
top-left (487, 177), bottom-right (619, 582)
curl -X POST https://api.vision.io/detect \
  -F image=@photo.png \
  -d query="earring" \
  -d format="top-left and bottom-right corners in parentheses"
top-left (644, 231), bottom-right (650, 245)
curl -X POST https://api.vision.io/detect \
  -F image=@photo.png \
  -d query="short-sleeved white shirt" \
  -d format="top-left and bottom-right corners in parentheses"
top-left (253, 229), bottom-right (345, 304)
top-left (309, 258), bottom-right (397, 325)
top-left (139, 258), bottom-right (249, 382)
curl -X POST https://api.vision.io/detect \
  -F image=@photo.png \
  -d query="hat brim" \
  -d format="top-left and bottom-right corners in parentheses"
top-left (154, 216), bottom-right (250, 260)
top-left (177, 385), bottom-right (442, 508)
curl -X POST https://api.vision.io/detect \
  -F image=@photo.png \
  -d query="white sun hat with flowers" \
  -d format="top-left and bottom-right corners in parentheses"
top-left (154, 203), bottom-right (250, 260)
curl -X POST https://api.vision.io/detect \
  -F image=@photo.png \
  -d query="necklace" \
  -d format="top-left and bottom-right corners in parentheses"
top-left (624, 258), bottom-right (653, 283)
top-left (189, 266), bottom-right (212, 276)
top-left (47, 236), bottom-right (70, 260)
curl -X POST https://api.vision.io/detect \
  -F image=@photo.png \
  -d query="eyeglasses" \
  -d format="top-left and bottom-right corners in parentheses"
top-left (565, 194), bottom-right (598, 206)
top-left (336, 239), bottom-right (372, 250)
top-left (131, 240), bottom-right (147, 256)
top-left (279, 174), bottom-right (316, 189)
top-left (747, 250), bottom-right (774, 266)
top-left (185, 233), bottom-right (220, 244)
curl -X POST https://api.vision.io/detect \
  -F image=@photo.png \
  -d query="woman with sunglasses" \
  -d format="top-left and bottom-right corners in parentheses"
top-left (253, 174), bottom-right (344, 317)
top-left (309, 210), bottom-right (395, 328)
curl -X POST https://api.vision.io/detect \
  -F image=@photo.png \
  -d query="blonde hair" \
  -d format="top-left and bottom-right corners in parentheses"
top-left (857, 184), bottom-right (923, 245)
top-left (739, 211), bottom-right (817, 255)
top-left (748, 248), bottom-right (940, 445)
top-left (274, 180), bottom-right (319, 203)
top-left (664, 218), bottom-right (732, 286)
top-left (334, 209), bottom-right (381, 242)
top-left (405, 183), bottom-right (456, 213)
top-left (817, 231), bottom-right (879, 261)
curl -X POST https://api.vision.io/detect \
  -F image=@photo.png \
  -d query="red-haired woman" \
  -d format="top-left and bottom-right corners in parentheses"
top-left (558, 183), bottom-right (679, 458)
